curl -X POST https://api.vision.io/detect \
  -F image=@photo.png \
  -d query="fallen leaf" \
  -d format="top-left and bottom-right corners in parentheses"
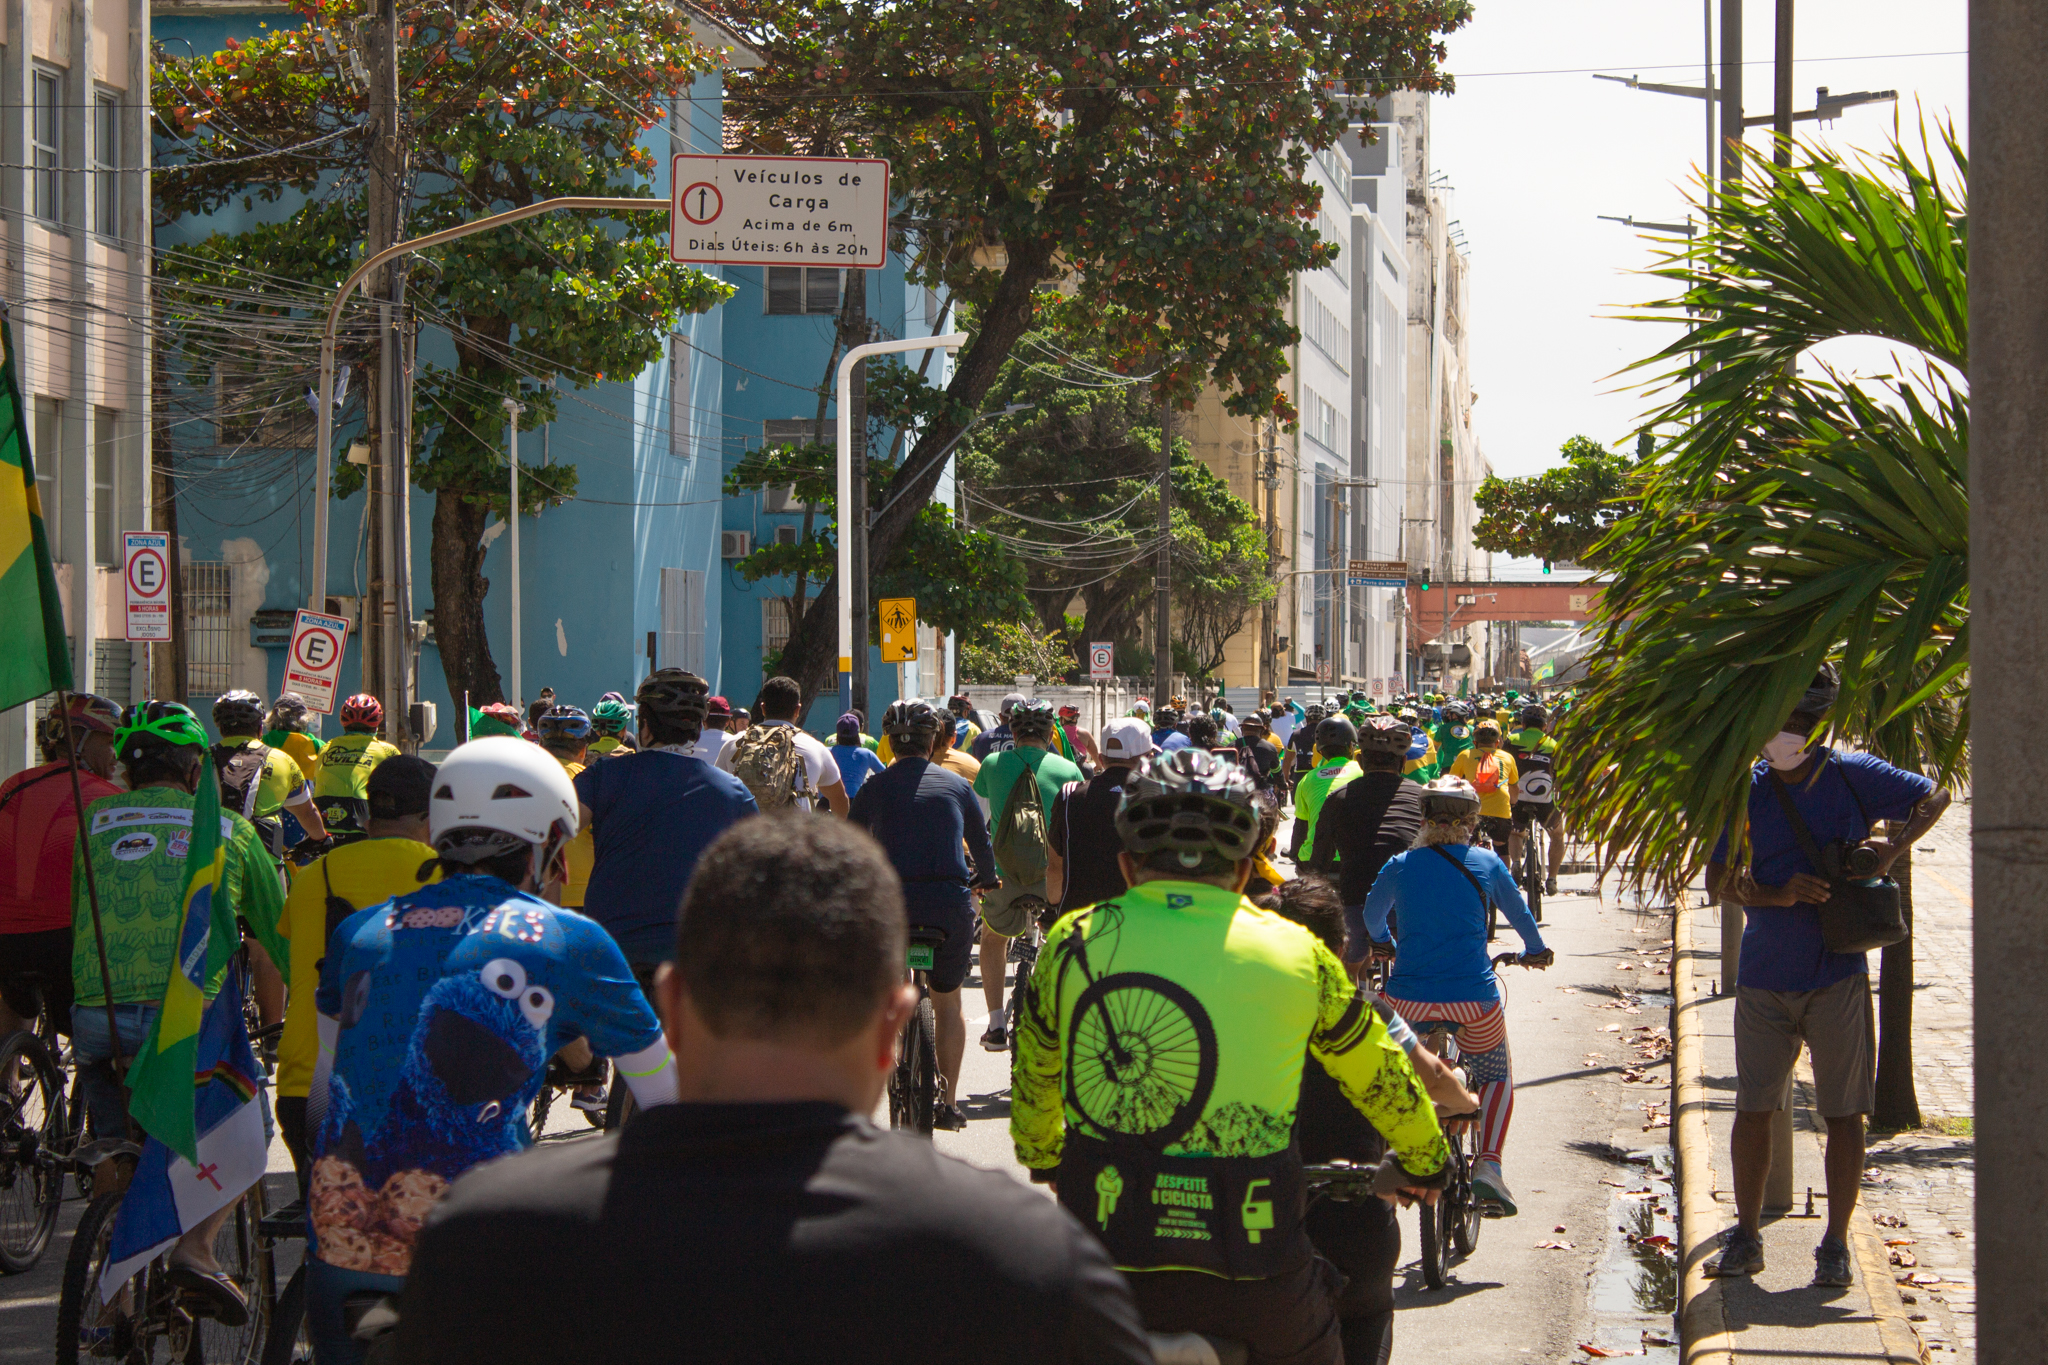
top-left (1643, 1116), bottom-right (1672, 1130)
top-left (1537, 1239), bottom-right (1575, 1250)
top-left (1600, 1179), bottom-right (1626, 1188)
top-left (1885, 1238), bottom-right (1916, 1246)
top-left (1555, 1224), bottom-right (1569, 1233)
top-left (1890, 1250), bottom-right (1918, 1267)
top-left (1602, 1024), bottom-right (1623, 1032)
top-left (1910, 1272), bottom-right (1943, 1285)
top-left (1874, 1213), bottom-right (1909, 1228)
top-left (1576, 1344), bottom-right (1628, 1358)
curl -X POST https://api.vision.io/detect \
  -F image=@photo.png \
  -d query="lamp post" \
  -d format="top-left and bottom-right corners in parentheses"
top-left (501, 397), bottom-right (525, 711)
top-left (836, 333), bottom-right (970, 714)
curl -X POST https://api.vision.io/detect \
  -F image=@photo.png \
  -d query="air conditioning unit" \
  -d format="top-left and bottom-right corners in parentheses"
top-left (774, 524), bottom-right (800, 547)
top-left (721, 530), bottom-right (752, 560)
top-left (762, 484), bottom-right (804, 514)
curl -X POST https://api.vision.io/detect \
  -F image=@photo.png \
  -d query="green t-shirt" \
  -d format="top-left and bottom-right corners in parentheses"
top-left (72, 787), bottom-right (286, 1008)
top-left (973, 745), bottom-right (1086, 830)
top-left (1013, 878), bottom-right (1445, 1175)
top-left (314, 732), bottom-right (402, 800)
top-left (1293, 757), bottom-right (1361, 863)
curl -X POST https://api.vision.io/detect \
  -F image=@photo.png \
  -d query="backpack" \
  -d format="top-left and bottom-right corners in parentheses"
top-left (992, 762), bottom-right (1050, 886)
top-left (730, 723), bottom-right (805, 811)
top-left (1467, 751), bottom-right (1504, 796)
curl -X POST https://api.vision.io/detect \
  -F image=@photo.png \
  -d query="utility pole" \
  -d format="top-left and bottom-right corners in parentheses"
top-left (366, 0), bottom-right (410, 746)
top-left (1261, 417), bottom-right (1280, 697)
top-left (1772, 0), bottom-right (1795, 167)
top-left (1719, 0), bottom-right (1742, 189)
top-left (1974, 6), bottom-right (2048, 1353)
top-left (840, 269), bottom-right (870, 717)
top-left (1154, 384), bottom-right (1173, 711)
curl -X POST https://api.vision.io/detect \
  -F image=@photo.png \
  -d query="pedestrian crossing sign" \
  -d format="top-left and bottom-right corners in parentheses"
top-left (880, 597), bottom-right (918, 662)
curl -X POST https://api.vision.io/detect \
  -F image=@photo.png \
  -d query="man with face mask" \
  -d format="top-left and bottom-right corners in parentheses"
top-left (1700, 665), bottom-right (1951, 1290)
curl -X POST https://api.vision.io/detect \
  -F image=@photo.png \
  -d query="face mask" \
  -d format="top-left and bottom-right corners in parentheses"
top-left (1761, 730), bottom-right (1813, 770)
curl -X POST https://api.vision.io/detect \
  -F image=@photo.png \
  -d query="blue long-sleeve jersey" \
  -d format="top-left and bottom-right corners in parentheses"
top-left (1363, 841), bottom-right (1547, 1004)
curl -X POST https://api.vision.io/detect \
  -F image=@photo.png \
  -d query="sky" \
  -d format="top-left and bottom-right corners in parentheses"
top-left (1429, 0), bottom-right (1969, 480)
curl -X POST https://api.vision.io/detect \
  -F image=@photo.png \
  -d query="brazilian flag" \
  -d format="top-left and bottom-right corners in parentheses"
top-left (0, 314), bottom-right (72, 710)
top-left (124, 766), bottom-right (231, 1164)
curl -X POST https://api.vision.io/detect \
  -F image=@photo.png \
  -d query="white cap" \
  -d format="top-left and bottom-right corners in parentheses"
top-left (1101, 718), bottom-right (1157, 762)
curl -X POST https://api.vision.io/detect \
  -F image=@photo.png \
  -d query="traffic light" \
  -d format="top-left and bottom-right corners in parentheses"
top-left (1542, 559), bottom-right (1552, 575)
top-left (1420, 568), bottom-right (1431, 591)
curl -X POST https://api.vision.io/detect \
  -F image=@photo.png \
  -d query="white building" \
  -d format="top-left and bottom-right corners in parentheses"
top-left (1, 0), bottom-right (154, 775)
top-left (1290, 142), bottom-right (1353, 687)
top-left (1344, 116), bottom-right (1409, 698)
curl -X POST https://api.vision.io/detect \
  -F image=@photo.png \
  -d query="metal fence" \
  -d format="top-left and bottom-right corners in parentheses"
top-left (184, 561), bottom-right (233, 697)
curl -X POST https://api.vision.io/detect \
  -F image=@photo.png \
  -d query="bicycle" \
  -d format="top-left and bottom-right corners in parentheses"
top-left (888, 926), bottom-right (947, 1138)
top-left (1519, 814), bottom-right (1546, 927)
top-left (0, 1021), bottom-right (66, 1272)
top-left (1411, 1023), bottom-right (1482, 1290)
top-left (529, 1052), bottom-right (609, 1138)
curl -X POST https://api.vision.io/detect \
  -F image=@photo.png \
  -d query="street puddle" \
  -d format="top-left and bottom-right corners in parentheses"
top-left (1577, 1147), bottom-right (1679, 1362)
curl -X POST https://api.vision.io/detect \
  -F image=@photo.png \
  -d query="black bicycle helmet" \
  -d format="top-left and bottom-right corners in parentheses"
top-left (1010, 698), bottom-right (1057, 741)
top-left (1516, 703), bottom-right (1550, 729)
top-left (1795, 664), bottom-right (1840, 718)
top-left (1419, 775), bottom-right (1482, 823)
top-left (1314, 715), bottom-right (1358, 756)
top-left (535, 705), bottom-right (593, 742)
top-left (1116, 749), bottom-right (1263, 868)
top-left (212, 689), bottom-right (266, 737)
top-left (883, 698), bottom-right (943, 739)
top-left (267, 692), bottom-right (311, 732)
top-left (1357, 714), bottom-right (1412, 758)
top-left (635, 668), bottom-right (711, 726)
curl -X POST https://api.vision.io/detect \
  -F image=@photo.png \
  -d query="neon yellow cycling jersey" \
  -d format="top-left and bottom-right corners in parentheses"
top-left (1292, 756), bottom-right (1359, 862)
top-left (314, 732), bottom-right (400, 800)
top-left (1013, 879), bottom-right (1446, 1276)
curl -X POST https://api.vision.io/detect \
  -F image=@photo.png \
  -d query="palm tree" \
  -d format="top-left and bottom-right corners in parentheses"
top-left (1562, 130), bottom-right (1968, 1128)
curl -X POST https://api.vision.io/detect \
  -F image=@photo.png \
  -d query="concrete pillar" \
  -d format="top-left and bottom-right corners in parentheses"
top-left (1718, 898), bottom-right (1743, 992)
top-left (1971, 3), bottom-right (2048, 1356)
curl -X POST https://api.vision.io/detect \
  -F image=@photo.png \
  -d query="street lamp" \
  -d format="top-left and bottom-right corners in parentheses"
top-left (837, 333), bottom-right (970, 714)
top-left (501, 397), bottom-right (526, 710)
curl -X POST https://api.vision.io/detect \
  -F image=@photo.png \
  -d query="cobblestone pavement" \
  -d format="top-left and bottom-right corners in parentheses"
top-left (1861, 807), bottom-right (1976, 1361)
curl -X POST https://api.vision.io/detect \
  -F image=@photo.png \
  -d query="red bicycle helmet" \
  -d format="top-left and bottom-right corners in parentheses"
top-left (340, 693), bottom-right (383, 730)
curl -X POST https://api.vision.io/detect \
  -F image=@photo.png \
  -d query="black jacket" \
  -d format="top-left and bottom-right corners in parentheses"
top-left (1307, 770), bottom-right (1426, 906)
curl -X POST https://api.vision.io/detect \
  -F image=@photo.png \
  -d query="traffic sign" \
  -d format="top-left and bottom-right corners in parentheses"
top-left (879, 597), bottom-right (918, 662)
top-left (284, 609), bottom-right (351, 714)
top-left (670, 154), bottom-right (890, 270)
top-left (1347, 558), bottom-right (1408, 588)
top-left (122, 531), bottom-right (171, 642)
top-left (1088, 642), bottom-right (1114, 680)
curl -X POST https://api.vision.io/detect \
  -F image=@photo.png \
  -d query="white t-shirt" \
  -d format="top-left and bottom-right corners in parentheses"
top-left (715, 719), bottom-right (843, 806)
top-left (1269, 712), bottom-right (1297, 746)
top-left (687, 727), bottom-right (737, 766)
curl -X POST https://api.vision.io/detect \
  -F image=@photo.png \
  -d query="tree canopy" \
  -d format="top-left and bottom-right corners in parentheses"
top-left (1471, 435), bottom-right (1644, 568)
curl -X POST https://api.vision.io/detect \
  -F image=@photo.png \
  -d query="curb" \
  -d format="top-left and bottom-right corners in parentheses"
top-left (1673, 901), bottom-right (1735, 1365)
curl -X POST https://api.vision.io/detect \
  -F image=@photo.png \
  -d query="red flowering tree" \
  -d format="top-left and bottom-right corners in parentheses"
top-left (712, 0), bottom-right (1469, 702)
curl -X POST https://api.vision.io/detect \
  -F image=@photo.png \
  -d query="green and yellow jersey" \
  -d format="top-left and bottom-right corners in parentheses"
top-left (262, 728), bottom-right (326, 785)
top-left (1292, 755), bottom-right (1360, 863)
top-left (313, 731), bottom-right (401, 801)
top-left (1012, 880), bottom-right (1445, 1277)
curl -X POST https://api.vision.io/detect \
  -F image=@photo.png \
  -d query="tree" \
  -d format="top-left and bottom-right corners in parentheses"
top-left (713, 0), bottom-right (1468, 705)
top-left (958, 621), bottom-right (1076, 686)
top-left (154, 0), bottom-right (732, 704)
top-left (1563, 133), bottom-right (1968, 1130)
top-left (954, 317), bottom-right (1272, 680)
top-left (1472, 435), bottom-right (1644, 568)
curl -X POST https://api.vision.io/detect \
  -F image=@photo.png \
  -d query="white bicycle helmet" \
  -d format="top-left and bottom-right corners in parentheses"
top-left (429, 735), bottom-right (580, 880)
top-left (1419, 775), bottom-right (1482, 823)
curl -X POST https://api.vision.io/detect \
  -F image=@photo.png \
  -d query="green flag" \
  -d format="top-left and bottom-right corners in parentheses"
top-left (0, 314), bottom-right (73, 710)
top-left (124, 764), bottom-right (233, 1163)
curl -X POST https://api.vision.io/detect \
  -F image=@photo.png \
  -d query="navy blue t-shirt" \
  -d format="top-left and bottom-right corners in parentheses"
top-left (573, 749), bottom-right (758, 964)
top-left (969, 724), bottom-right (1014, 762)
top-left (1710, 750), bottom-right (1934, 992)
top-left (846, 758), bottom-right (995, 921)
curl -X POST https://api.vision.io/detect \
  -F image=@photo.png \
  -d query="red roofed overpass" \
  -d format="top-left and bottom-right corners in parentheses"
top-left (1406, 582), bottom-right (1606, 644)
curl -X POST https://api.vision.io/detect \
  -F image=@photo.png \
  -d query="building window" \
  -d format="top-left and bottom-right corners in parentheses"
top-left (762, 597), bottom-right (792, 655)
top-left (33, 397), bottom-right (61, 562)
top-left (764, 267), bottom-right (843, 315)
top-left (184, 561), bottom-right (234, 698)
top-left (92, 92), bottom-right (120, 238)
top-left (658, 567), bottom-right (705, 673)
top-left (93, 411), bottom-right (118, 565)
top-left (32, 67), bottom-right (64, 226)
top-left (1302, 293), bottom-right (1350, 372)
top-left (1302, 389), bottom-right (1344, 454)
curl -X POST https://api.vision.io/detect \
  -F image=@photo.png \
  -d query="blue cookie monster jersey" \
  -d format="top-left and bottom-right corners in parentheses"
top-left (308, 874), bottom-right (662, 1277)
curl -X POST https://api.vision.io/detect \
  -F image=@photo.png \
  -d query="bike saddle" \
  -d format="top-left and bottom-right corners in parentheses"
top-left (1147, 1332), bottom-right (1249, 1365)
top-left (908, 925), bottom-right (949, 947)
top-left (344, 1291), bottom-right (401, 1342)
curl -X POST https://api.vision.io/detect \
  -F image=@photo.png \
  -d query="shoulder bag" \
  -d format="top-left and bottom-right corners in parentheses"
top-left (1765, 760), bottom-right (1906, 954)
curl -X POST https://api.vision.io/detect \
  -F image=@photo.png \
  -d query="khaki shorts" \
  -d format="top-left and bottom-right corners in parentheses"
top-left (1734, 973), bottom-right (1875, 1118)
top-left (980, 878), bottom-right (1048, 938)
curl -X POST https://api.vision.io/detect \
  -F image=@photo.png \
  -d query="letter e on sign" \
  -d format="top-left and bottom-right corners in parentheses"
top-left (122, 531), bottom-right (172, 642)
top-left (284, 609), bottom-right (352, 714)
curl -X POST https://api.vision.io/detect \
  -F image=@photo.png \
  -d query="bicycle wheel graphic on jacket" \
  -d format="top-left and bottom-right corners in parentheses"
top-left (1064, 973), bottom-right (1218, 1149)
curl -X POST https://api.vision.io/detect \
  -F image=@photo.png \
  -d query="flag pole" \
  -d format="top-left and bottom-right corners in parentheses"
top-left (55, 692), bottom-right (124, 1064)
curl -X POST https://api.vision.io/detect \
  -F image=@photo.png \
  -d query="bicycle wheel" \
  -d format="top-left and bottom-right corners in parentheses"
top-left (56, 1190), bottom-right (128, 1365)
top-left (906, 996), bottom-right (938, 1138)
top-left (1064, 973), bottom-right (1217, 1148)
top-left (1451, 1137), bottom-right (1482, 1257)
top-left (191, 1182), bottom-right (272, 1365)
top-left (1523, 828), bottom-right (1544, 924)
top-left (529, 1080), bottom-right (555, 1138)
top-left (1487, 897), bottom-right (1498, 942)
top-left (260, 1263), bottom-right (312, 1365)
top-left (1418, 1181), bottom-right (1450, 1290)
top-left (0, 1029), bottom-right (65, 1273)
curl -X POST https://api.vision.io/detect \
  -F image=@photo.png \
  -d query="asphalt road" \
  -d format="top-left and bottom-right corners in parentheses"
top-left (5, 839), bottom-right (1683, 1365)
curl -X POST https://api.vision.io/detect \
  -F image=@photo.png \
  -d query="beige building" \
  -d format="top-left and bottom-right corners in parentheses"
top-left (0, 0), bottom-right (154, 777)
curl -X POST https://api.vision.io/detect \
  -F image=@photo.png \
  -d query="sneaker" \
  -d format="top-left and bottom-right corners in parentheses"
top-left (569, 1085), bottom-right (608, 1114)
top-left (980, 1021), bottom-right (1008, 1052)
top-left (1706, 1226), bottom-right (1766, 1277)
top-left (1470, 1159), bottom-right (1518, 1218)
top-left (934, 1102), bottom-right (967, 1132)
top-left (1545, 875), bottom-right (1558, 896)
top-left (1813, 1237), bottom-right (1854, 1287)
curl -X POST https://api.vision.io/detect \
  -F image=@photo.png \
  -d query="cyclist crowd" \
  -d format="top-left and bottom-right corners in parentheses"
top-left (2, 671), bottom-right (1582, 1364)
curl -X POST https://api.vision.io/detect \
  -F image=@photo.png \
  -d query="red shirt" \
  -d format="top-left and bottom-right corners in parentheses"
top-left (0, 762), bottom-right (123, 934)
